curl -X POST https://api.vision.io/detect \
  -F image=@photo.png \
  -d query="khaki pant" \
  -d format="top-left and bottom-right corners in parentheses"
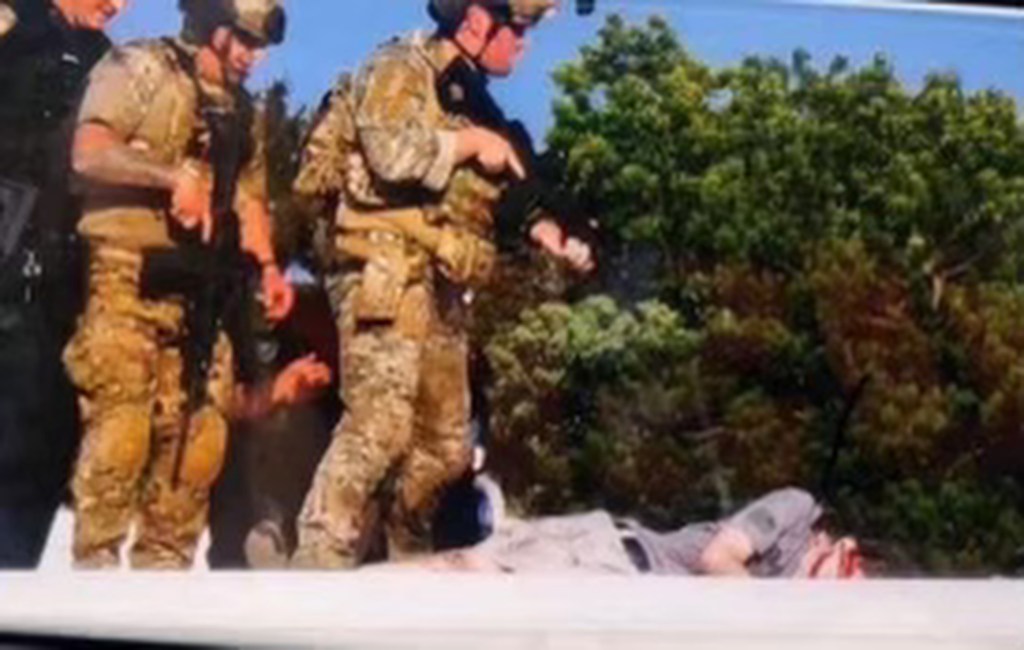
top-left (292, 267), bottom-right (471, 569)
top-left (63, 242), bottom-right (234, 569)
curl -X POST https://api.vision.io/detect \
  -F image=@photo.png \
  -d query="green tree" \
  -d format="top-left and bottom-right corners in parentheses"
top-left (483, 15), bottom-right (1024, 575)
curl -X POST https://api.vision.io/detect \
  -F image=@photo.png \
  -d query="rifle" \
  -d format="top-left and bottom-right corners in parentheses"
top-left (436, 57), bottom-right (599, 253)
top-left (140, 88), bottom-right (265, 490)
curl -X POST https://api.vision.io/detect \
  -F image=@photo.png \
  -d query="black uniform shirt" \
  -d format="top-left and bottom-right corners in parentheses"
top-left (0, 0), bottom-right (110, 290)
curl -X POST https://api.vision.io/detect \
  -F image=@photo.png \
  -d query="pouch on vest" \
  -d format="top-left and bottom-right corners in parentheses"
top-left (435, 226), bottom-right (496, 288)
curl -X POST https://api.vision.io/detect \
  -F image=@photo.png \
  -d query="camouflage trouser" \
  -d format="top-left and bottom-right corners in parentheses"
top-left (292, 268), bottom-right (471, 569)
top-left (63, 242), bottom-right (234, 569)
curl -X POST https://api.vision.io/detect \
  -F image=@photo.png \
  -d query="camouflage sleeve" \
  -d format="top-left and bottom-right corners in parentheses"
top-left (77, 43), bottom-right (169, 138)
top-left (292, 76), bottom-right (355, 199)
top-left (354, 50), bottom-right (457, 192)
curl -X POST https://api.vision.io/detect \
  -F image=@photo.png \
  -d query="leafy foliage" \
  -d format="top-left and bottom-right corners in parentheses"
top-left (482, 15), bottom-right (1024, 575)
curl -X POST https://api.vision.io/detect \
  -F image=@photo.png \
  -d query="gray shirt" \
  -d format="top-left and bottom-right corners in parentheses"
top-left (426, 488), bottom-right (821, 577)
top-left (629, 488), bottom-right (821, 577)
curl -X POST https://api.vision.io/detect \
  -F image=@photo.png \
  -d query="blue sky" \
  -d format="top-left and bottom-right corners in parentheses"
top-left (111, 0), bottom-right (1024, 141)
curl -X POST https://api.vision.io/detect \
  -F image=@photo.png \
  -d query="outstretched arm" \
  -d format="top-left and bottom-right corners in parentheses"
top-left (232, 354), bottom-right (331, 421)
top-left (699, 525), bottom-right (755, 576)
top-left (356, 53), bottom-right (522, 190)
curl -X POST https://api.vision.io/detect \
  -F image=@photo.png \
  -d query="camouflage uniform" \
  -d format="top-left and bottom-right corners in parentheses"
top-left (64, 38), bottom-right (267, 569)
top-left (292, 32), bottom-right (515, 568)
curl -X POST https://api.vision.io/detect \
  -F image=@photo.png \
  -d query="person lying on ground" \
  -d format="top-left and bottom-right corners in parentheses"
top-left (370, 484), bottom-right (866, 579)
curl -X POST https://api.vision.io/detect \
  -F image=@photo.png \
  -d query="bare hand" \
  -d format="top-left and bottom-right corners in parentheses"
top-left (461, 127), bottom-right (526, 180)
top-left (260, 264), bottom-right (296, 322)
top-left (270, 354), bottom-right (332, 407)
top-left (529, 219), bottom-right (596, 274)
top-left (170, 164), bottom-right (213, 242)
top-left (562, 237), bottom-right (595, 273)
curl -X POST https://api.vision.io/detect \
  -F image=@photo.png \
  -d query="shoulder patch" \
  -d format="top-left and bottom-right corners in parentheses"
top-left (357, 43), bottom-right (432, 112)
top-left (104, 39), bottom-right (179, 104)
top-left (366, 33), bottom-right (432, 79)
top-left (78, 38), bottom-right (185, 135)
top-left (112, 39), bottom-right (177, 79)
top-left (353, 32), bottom-right (433, 95)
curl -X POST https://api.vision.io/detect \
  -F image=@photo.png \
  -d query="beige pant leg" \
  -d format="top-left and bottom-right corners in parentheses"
top-left (64, 245), bottom-right (159, 569)
top-left (387, 280), bottom-right (472, 559)
top-left (132, 335), bottom-right (232, 569)
top-left (292, 276), bottom-right (425, 569)
top-left (387, 325), bottom-right (471, 558)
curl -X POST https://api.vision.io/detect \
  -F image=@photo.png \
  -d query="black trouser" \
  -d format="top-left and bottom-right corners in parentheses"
top-left (0, 499), bottom-right (61, 568)
top-left (0, 294), bottom-right (80, 568)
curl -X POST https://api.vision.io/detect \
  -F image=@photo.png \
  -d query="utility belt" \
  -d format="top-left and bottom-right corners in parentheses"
top-left (335, 205), bottom-right (496, 322)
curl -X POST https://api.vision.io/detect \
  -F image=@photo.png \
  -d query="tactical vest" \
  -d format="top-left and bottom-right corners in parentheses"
top-left (76, 38), bottom-right (252, 250)
top-left (294, 35), bottom-right (505, 287)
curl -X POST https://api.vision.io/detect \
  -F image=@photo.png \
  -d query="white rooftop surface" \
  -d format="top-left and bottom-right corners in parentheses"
top-left (2, 509), bottom-right (1021, 649)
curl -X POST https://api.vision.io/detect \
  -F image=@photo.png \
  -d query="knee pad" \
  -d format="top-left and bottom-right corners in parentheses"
top-left (78, 402), bottom-right (152, 481)
top-left (178, 406), bottom-right (228, 490)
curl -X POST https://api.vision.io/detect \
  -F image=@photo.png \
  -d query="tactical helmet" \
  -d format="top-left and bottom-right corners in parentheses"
top-left (429, 0), bottom-right (557, 30)
top-left (179, 0), bottom-right (286, 47)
